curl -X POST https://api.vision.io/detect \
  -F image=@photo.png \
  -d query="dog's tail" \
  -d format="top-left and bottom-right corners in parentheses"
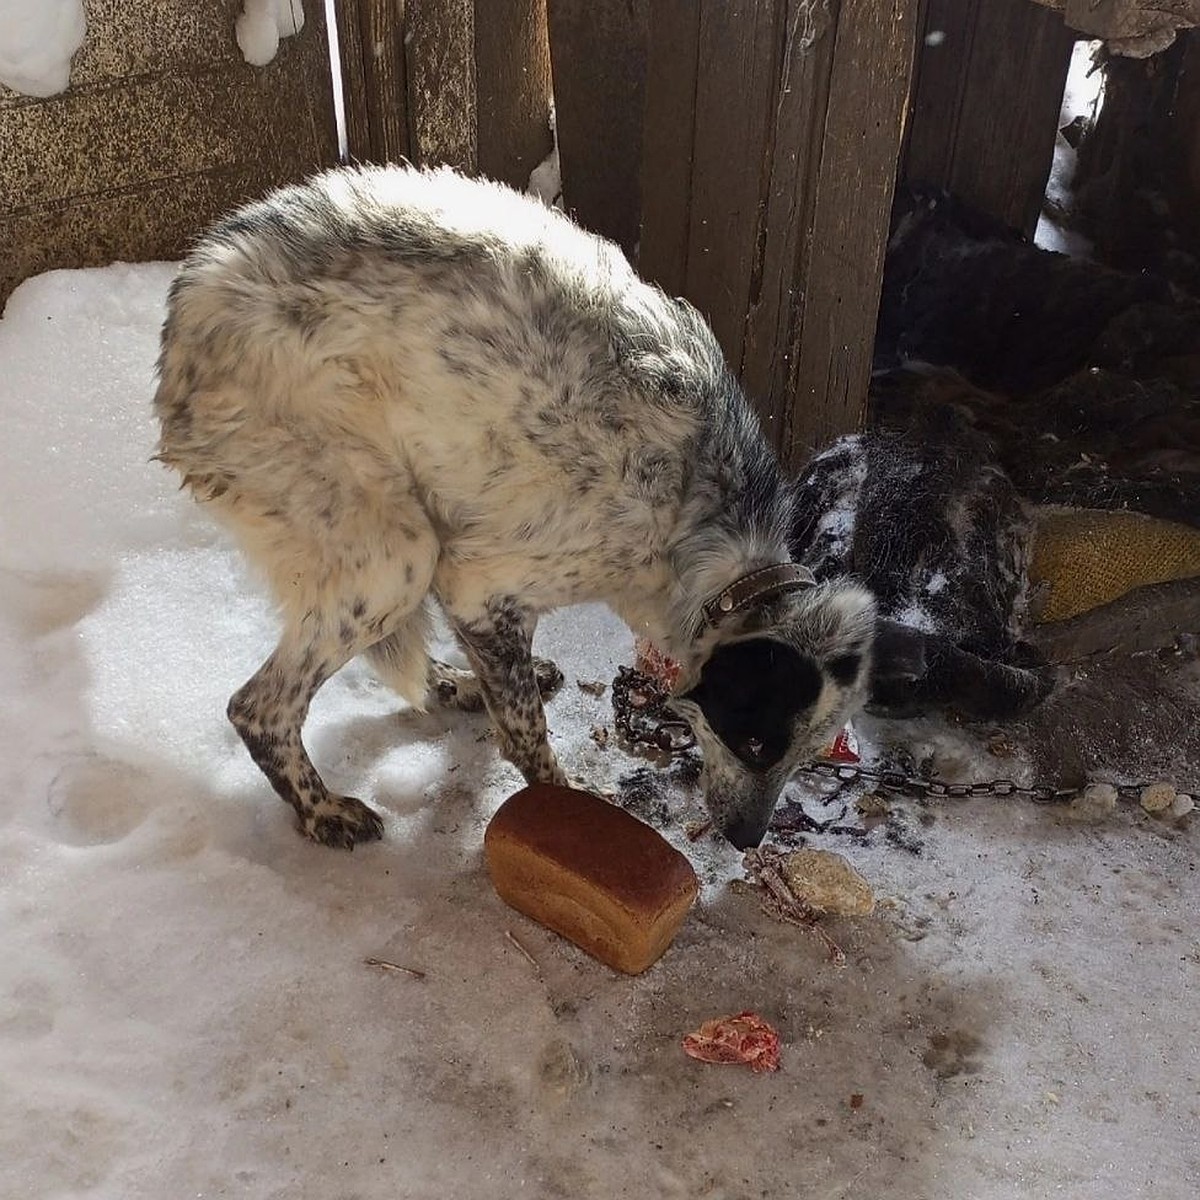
top-left (363, 605), bottom-right (435, 709)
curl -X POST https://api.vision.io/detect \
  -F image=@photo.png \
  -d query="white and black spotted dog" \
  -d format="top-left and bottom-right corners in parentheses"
top-left (154, 165), bottom-right (875, 850)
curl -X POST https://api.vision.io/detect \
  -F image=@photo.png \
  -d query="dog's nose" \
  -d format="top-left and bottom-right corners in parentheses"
top-left (722, 815), bottom-right (770, 850)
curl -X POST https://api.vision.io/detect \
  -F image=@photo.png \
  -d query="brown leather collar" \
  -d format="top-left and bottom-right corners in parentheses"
top-left (701, 563), bottom-right (817, 627)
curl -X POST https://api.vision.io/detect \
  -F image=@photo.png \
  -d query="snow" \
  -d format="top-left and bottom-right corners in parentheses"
top-left (527, 106), bottom-right (562, 208)
top-left (0, 0), bottom-right (85, 97)
top-left (1037, 40), bottom-right (1106, 256)
top-left (236, 0), bottom-right (305, 68)
top-left (1, 263), bottom-right (1198, 1198)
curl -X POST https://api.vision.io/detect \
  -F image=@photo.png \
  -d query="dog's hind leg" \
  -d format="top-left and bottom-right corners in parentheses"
top-left (366, 617), bottom-right (563, 713)
top-left (447, 598), bottom-right (567, 786)
top-left (228, 526), bottom-right (438, 848)
top-left (228, 621), bottom-right (389, 847)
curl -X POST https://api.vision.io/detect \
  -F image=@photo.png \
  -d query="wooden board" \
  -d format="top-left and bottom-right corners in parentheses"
top-left (788, 0), bottom-right (918, 461)
top-left (0, 0), bottom-right (338, 307)
top-left (684, 2), bottom-right (783, 369)
top-left (337, 1), bottom-right (552, 188)
top-left (546, 0), bottom-right (649, 257)
top-left (640, 0), bottom-right (918, 467)
top-left (475, 0), bottom-right (554, 190)
top-left (406, 0), bottom-right (477, 172)
top-left (903, 0), bottom-right (1076, 235)
top-left (336, 0), bottom-right (410, 164)
top-left (638, 0), bottom-right (703, 294)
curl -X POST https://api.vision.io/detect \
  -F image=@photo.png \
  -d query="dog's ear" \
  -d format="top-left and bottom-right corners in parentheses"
top-left (804, 582), bottom-right (876, 691)
top-left (682, 639), bottom-right (823, 770)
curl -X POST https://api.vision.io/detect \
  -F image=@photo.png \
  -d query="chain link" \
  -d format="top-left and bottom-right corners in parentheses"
top-left (794, 759), bottom-right (1080, 805)
top-left (609, 668), bottom-right (1175, 807)
top-left (611, 666), bottom-right (696, 753)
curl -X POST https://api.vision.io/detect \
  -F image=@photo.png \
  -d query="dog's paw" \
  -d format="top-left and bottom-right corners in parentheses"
top-left (299, 796), bottom-right (385, 849)
top-left (533, 656), bottom-right (565, 698)
top-left (430, 662), bottom-right (486, 712)
top-left (566, 774), bottom-right (615, 801)
top-left (431, 657), bottom-right (562, 711)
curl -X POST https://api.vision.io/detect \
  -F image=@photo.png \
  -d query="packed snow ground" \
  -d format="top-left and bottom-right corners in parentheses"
top-left (1, 265), bottom-right (1197, 1199)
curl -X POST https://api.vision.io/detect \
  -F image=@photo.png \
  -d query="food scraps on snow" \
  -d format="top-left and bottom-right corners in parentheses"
top-left (779, 848), bottom-right (876, 916)
top-left (743, 846), bottom-right (876, 966)
top-left (682, 1011), bottom-right (781, 1073)
top-left (745, 846), bottom-right (875, 918)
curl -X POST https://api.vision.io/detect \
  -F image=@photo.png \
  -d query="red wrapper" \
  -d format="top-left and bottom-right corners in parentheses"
top-left (682, 1010), bottom-right (781, 1073)
top-left (820, 724), bottom-right (860, 764)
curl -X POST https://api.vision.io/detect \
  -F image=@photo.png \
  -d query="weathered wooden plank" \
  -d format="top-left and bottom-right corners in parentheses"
top-left (683, 1), bottom-right (782, 373)
top-left (740, 0), bottom-right (839, 449)
top-left (546, 0), bottom-right (649, 256)
top-left (1, 165), bottom-right (279, 304)
top-left (902, 0), bottom-right (980, 189)
top-left (0, 0), bottom-right (240, 104)
top-left (639, 0), bottom-right (917, 464)
top-left (0, 6), bottom-right (337, 305)
top-left (337, 0), bottom-right (410, 164)
top-left (334, 0), bottom-right (373, 161)
top-left (950, 0), bottom-right (1075, 234)
top-left (638, 0), bottom-right (702, 291)
top-left (406, 0), bottom-right (477, 171)
top-left (475, 0), bottom-right (554, 190)
top-left (904, 0), bottom-right (1075, 235)
top-left (789, 0), bottom-right (919, 463)
top-left (3, 72), bottom-right (271, 210)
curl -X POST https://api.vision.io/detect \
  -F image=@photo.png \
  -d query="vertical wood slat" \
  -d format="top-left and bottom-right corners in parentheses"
top-left (336, 0), bottom-right (410, 164)
top-left (406, 0), bottom-right (477, 172)
top-left (740, 0), bottom-right (839, 451)
top-left (640, 0), bottom-right (918, 469)
top-left (788, 0), bottom-right (918, 461)
top-left (475, 0), bottom-right (554, 189)
top-left (545, 0), bottom-right (649, 258)
top-left (336, 1), bottom-right (552, 185)
top-left (684, 2), bottom-right (783, 370)
top-left (638, 0), bottom-right (702, 294)
top-left (903, 0), bottom-right (1076, 235)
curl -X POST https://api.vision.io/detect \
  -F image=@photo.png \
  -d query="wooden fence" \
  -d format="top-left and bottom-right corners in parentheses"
top-left (4, 0), bottom-right (1096, 467)
top-left (0, 0), bottom-right (338, 305)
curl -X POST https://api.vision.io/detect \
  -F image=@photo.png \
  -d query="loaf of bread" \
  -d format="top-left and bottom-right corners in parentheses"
top-left (484, 783), bottom-right (699, 974)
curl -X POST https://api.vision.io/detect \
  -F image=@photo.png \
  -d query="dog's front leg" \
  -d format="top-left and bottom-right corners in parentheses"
top-left (449, 598), bottom-right (567, 786)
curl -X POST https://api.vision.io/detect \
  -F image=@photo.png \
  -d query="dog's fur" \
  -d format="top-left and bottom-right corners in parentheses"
top-left (791, 380), bottom-right (1054, 720)
top-left (153, 165), bottom-right (875, 849)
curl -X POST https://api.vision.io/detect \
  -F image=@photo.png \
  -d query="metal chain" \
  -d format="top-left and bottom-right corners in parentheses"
top-left (611, 666), bottom-right (696, 753)
top-left (609, 668), bottom-right (1171, 807)
top-left (794, 759), bottom-right (1080, 805)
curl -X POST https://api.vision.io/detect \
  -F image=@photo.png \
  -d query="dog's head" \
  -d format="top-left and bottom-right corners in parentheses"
top-left (669, 581), bottom-right (875, 848)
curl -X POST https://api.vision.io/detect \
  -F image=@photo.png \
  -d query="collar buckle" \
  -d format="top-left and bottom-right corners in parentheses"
top-left (702, 563), bottom-right (817, 627)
